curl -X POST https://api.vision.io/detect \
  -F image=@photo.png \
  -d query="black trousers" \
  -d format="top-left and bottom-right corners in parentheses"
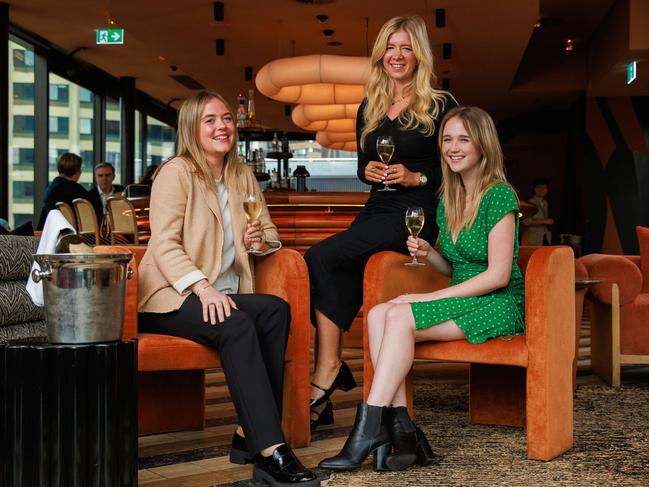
top-left (139, 293), bottom-right (290, 455)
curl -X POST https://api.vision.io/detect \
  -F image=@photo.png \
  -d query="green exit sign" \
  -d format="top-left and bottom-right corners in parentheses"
top-left (627, 61), bottom-right (637, 84)
top-left (96, 29), bottom-right (124, 45)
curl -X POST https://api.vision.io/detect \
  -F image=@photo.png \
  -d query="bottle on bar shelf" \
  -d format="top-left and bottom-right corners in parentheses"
top-left (281, 132), bottom-right (289, 153)
top-left (236, 93), bottom-right (247, 128)
top-left (271, 131), bottom-right (280, 151)
top-left (247, 88), bottom-right (256, 126)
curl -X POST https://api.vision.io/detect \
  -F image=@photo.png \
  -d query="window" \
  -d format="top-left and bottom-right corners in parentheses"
top-left (106, 120), bottom-right (120, 139)
top-left (49, 116), bottom-right (70, 136)
top-left (49, 84), bottom-right (69, 103)
top-left (80, 118), bottom-right (93, 135)
top-left (146, 116), bottom-right (175, 167)
top-left (79, 87), bottom-right (93, 104)
top-left (11, 148), bottom-right (34, 165)
top-left (13, 82), bottom-right (34, 103)
top-left (12, 48), bottom-right (34, 69)
top-left (49, 73), bottom-right (95, 185)
top-left (12, 181), bottom-right (34, 202)
top-left (13, 115), bottom-right (34, 135)
top-left (8, 39), bottom-right (36, 228)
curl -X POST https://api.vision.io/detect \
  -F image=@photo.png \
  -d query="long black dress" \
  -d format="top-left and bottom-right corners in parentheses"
top-left (305, 94), bottom-right (457, 331)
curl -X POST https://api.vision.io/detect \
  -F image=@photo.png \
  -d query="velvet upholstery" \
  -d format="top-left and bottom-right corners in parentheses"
top-left (579, 242), bottom-right (649, 385)
top-left (637, 226), bottom-right (649, 293)
top-left (362, 246), bottom-right (575, 461)
top-left (94, 245), bottom-right (311, 447)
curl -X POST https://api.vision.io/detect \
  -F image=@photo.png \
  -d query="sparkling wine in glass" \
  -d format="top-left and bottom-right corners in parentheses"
top-left (376, 135), bottom-right (396, 192)
top-left (404, 206), bottom-right (426, 266)
top-left (243, 194), bottom-right (263, 254)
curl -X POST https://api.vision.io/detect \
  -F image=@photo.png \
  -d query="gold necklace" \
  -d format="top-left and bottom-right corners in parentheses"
top-left (391, 96), bottom-right (408, 105)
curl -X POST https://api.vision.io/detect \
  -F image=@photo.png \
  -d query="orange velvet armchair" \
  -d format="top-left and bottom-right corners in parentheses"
top-left (578, 227), bottom-right (649, 386)
top-left (362, 246), bottom-right (575, 461)
top-left (95, 245), bottom-right (311, 448)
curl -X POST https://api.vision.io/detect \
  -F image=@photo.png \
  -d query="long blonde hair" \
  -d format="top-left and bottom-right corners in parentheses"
top-left (438, 106), bottom-right (515, 235)
top-left (174, 90), bottom-right (247, 193)
top-left (360, 15), bottom-right (451, 148)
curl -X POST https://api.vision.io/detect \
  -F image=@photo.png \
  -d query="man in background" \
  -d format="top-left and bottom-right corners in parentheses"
top-left (522, 178), bottom-right (553, 245)
top-left (89, 162), bottom-right (125, 214)
top-left (36, 153), bottom-right (102, 230)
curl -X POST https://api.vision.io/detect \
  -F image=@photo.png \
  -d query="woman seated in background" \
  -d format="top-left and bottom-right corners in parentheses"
top-left (137, 90), bottom-right (319, 487)
top-left (319, 106), bottom-right (524, 473)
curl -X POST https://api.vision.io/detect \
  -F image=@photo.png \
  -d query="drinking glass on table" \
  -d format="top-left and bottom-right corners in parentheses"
top-left (404, 206), bottom-right (426, 266)
top-left (376, 135), bottom-right (396, 192)
top-left (243, 194), bottom-right (263, 254)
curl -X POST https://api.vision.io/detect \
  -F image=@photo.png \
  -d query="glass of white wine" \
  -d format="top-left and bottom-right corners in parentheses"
top-left (376, 135), bottom-right (396, 192)
top-left (404, 206), bottom-right (426, 266)
top-left (243, 194), bottom-right (263, 254)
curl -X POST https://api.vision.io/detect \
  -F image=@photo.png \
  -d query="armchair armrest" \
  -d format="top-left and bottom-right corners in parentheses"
top-left (578, 254), bottom-right (642, 305)
top-left (524, 246), bottom-right (575, 373)
top-left (254, 248), bottom-right (310, 359)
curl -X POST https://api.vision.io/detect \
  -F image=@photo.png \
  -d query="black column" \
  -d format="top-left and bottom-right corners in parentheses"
top-left (33, 43), bottom-right (48, 226)
top-left (0, 3), bottom-right (9, 219)
top-left (120, 76), bottom-right (135, 185)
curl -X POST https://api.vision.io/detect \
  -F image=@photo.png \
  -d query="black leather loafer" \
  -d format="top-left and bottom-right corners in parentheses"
top-left (253, 444), bottom-right (320, 486)
top-left (229, 431), bottom-right (252, 465)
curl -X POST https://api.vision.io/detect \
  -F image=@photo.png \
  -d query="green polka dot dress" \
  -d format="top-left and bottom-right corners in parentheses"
top-left (411, 183), bottom-right (525, 344)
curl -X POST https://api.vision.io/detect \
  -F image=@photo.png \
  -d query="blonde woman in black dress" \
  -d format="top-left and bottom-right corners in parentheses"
top-left (305, 15), bottom-right (456, 430)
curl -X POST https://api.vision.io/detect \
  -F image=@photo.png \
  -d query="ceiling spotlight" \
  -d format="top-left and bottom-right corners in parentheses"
top-left (323, 29), bottom-right (334, 37)
top-left (442, 78), bottom-right (450, 90)
top-left (158, 55), bottom-right (166, 61)
top-left (435, 8), bottom-right (445, 28)
top-left (244, 66), bottom-right (253, 81)
top-left (316, 14), bottom-right (329, 23)
top-left (565, 38), bottom-right (574, 52)
top-left (442, 43), bottom-right (452, 59)
top-left (534, 18), bottom-right (542, 28)
top-left (213, 2), bottom-right (224, 21)
top-left (215, 38), bottom-right (225, 56)
top-left (327, 41), bottom-right (342, 46)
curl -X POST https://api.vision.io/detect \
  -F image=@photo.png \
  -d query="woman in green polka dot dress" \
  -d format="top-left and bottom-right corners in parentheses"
top-left (319, 106), bottom-right (524, 473)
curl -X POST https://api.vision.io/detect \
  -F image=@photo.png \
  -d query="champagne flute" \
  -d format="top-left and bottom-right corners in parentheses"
top-left (404, 206), bottom-right (426, 266)
top-left (243, 194), bottom-right (263, 254)
top-left (376, 135), bottom-right (396, 192)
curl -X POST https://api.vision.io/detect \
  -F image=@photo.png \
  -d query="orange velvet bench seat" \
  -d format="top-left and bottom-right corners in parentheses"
top-left (95, 245), bottom-right (311, 448)
top-left (362, 246), bottom-right (575, 461)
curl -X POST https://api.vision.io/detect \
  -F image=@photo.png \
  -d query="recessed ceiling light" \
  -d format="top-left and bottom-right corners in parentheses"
top-left (565, 38), bottom-right (574, 52)
top-left (323, 29), bottom-right (334, 37)
top-left (534, 18), bottom-right (542, 28)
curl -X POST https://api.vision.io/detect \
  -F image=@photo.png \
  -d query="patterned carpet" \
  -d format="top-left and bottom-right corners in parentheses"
top-left (222, 372), bottom-right (649, 487)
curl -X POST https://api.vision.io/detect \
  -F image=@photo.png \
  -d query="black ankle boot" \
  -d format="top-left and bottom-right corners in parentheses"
top-left (318, 403), bottom-right (391, 471)
top-left (414, 426), bottom-right (437, 467)
top-left (253, 444), bottom-right (320, 486)
top-left (385, 406), bottom-right (417, 471)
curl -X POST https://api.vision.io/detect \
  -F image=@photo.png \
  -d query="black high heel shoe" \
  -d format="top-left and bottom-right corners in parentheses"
top-left (414, 426), bottom-right (437, 467)
top-left (310, 361), bottom-right (357, 431)
top-left (318, 403), bottom-right (391, 471)
top-left (310, 361), bottom-right (357, 409)
top-left (310, 399), bottom-right (334, 431)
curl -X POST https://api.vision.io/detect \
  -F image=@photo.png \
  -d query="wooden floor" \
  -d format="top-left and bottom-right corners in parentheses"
top-left (137, 318), bottom-right (600, 486)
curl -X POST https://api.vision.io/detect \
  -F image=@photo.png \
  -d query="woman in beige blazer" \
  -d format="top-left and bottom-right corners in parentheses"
top-left (138, 91), bottom-right (319, 487)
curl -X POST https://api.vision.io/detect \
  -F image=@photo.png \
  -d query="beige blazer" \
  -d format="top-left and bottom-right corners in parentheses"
top-left (137, 157), bottom-right (279, 313)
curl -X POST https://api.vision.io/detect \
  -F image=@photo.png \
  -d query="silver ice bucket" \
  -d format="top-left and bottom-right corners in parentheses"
top-left (31, 253), bottom-right (133, 344)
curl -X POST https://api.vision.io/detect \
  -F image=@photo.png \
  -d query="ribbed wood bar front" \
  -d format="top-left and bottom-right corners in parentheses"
top-left (1, 339), bottom-right (138, 487)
